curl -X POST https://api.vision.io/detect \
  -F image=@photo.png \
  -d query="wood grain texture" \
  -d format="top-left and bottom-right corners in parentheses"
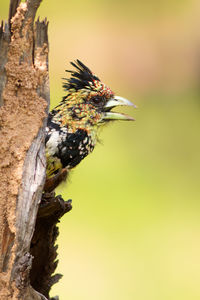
top-left (0, 22), bottom-right (10, 106)
top-left (0, 1), bottom-right (48, 299)
top-left (0, 1), bottom-right (72, 299)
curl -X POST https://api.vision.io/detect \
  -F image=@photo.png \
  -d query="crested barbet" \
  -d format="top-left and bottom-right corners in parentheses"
top-left (44, 60), bottom-right (135, 192)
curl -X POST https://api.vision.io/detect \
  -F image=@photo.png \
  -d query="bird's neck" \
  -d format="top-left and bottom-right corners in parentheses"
top-left (68, 123), bottom-right (99, 149)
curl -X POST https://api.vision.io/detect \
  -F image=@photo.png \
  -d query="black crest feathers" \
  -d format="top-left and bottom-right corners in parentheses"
top-left (63, 59), bottom-right (100, 91)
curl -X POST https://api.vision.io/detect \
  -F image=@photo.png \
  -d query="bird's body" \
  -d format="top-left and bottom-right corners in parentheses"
top-left (44, 60), bottom-right (134, 192)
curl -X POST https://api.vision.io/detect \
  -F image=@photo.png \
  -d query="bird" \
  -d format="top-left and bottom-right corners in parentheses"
top-left (44, 59), bottom-right (135, 192)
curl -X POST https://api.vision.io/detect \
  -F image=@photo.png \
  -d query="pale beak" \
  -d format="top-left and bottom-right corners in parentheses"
top-left (103, 96), bottom-right (136, 121)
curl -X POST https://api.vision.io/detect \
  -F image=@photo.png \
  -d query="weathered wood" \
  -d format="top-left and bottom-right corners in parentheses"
top-left (0, 1), bottom-right (72, 299)
top-left (9, 0), bottom-right (20, 29)
top-left (0, 0), bottom-right (48, 299)
top-left (30, 194), bottom-right (72, 298)
top-left (0, 21), bottom-right (10, 106)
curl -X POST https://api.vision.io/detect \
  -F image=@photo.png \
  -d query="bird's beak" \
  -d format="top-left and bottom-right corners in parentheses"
top-left (103, 96), bottom-right (136, 121)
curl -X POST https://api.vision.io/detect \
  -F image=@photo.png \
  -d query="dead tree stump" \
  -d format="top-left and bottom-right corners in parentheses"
top-left (0, 1), bottom-right (71, 299)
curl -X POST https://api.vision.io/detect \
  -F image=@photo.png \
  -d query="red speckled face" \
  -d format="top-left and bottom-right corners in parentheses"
top-left (86, 80), bottom-right (115, 110)
top-left (53, 82), bottom-right (114, 135)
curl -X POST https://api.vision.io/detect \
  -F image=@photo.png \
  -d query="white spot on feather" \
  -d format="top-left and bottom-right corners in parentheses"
top-left (46, 131), bottom-right (62, 156)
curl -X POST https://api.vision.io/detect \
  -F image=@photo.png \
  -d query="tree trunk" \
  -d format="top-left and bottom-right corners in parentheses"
top-left (0, 1), bottom-right (71, 299)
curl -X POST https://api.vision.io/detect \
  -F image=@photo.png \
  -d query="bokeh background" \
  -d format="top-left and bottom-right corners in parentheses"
top-left (1, 1), bottom-right (200, 299)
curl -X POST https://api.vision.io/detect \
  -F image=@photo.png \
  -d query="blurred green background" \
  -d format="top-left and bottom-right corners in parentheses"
top-left (1, 0), bottom-right (200, 299)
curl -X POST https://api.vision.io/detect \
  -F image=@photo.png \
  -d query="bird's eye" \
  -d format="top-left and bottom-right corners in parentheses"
top-left (91, 96), bottom-right (102, 104)
top-left (90, 96), bottom-right (105, 107)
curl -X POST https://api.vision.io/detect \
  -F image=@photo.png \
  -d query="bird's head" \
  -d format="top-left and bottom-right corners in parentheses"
top-left (56, 60), bottom-right (135, 133)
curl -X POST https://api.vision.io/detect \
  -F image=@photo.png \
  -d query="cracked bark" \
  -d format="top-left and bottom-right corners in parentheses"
top-left (0, 1), bottom-right (71, 299)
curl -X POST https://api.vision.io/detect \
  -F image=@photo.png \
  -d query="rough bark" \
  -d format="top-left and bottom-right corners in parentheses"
top-left (0, 1), bottom-right (71, 299)
top-left (30, 194), bottom-right (72, 299)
